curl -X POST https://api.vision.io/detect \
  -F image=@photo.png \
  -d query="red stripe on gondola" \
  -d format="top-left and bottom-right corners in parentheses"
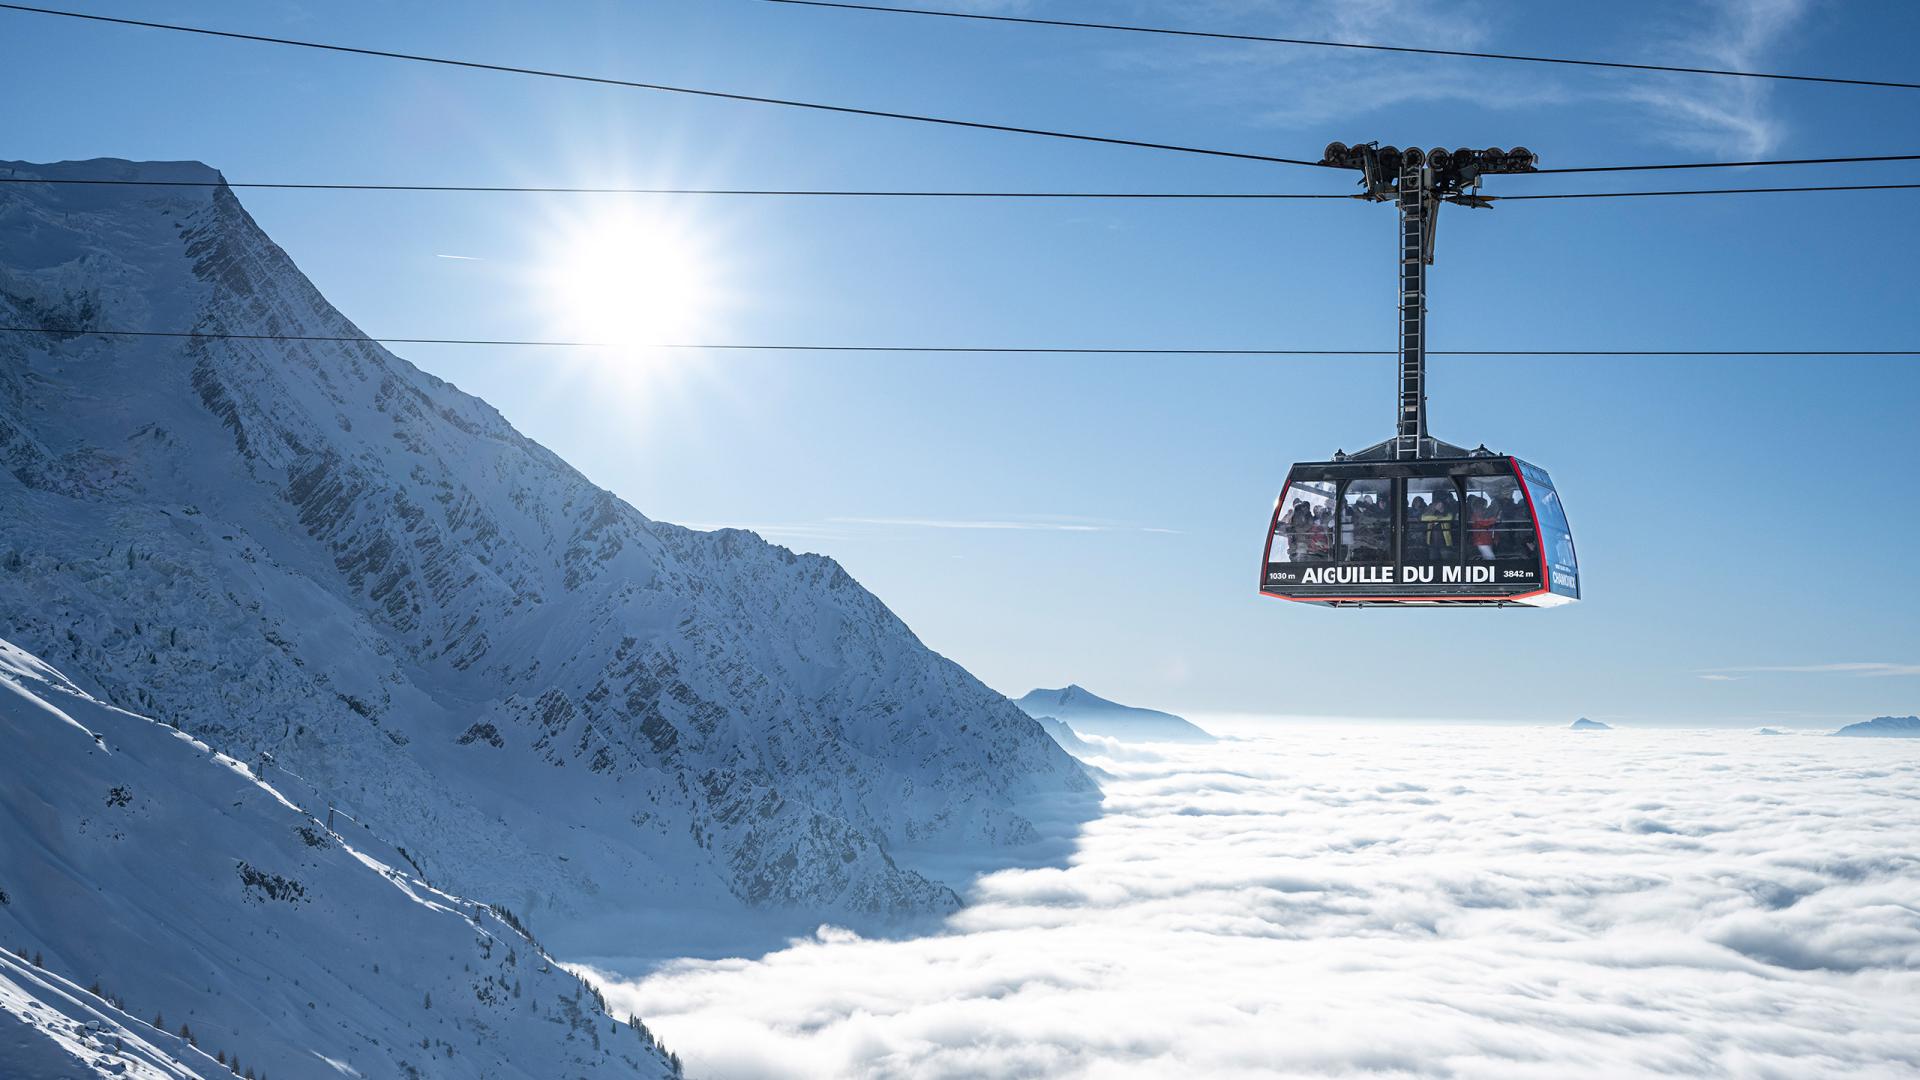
top-left (1259, 592), bottom-right (1527, 604)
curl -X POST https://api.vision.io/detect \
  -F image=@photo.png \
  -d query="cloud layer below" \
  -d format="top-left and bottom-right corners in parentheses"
top-left (590, 723), bottom-right (1920, 1078)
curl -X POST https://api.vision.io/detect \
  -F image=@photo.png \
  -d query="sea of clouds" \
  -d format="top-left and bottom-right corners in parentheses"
top-left (589, 722), bottom-right (1920, 1078)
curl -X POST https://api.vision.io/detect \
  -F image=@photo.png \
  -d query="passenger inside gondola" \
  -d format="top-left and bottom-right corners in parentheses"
top-left (1421, 496), bottom-right (1454, 561)
top-left (1309, 506), bottom-right (1333, 560)
top-left (1355, 497), bottom-right (1389, 561)
top-left (1467, 494), bottom-right (1498, 560)
top-left (1276, 498), bottom-right (1322, 562)
top-left (1275, 485), bottom-right (1339, 563)
top-left (1497, 489), bottom-right (1535, 560)
top-left (1339, 480), bottom-right (1392, 563)
top-left (1405, 496), bottom-right (1429, 562)
top-left (1405, 479), bottom-right (1459, 564)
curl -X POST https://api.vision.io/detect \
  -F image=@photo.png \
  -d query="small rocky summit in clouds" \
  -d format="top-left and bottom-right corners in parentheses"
top-left (1034, 716), bottom-right (1100, 758)
top-left (1570, 717), bottom-right (1612, 731)
top-left (1015, 685), bottom-right (1213, 743)
top-left (1832, 715), bottom-right (1920, 738)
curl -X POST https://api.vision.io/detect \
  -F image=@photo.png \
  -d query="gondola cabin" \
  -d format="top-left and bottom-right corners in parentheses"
top-left (1258, 140), bottom-right (1582, 610)
top-left (1260, 452), bottom-right (1579, 607)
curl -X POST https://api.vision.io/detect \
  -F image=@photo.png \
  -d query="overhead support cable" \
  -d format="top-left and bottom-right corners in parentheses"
top-left (6, 6), bottom-right (1914, 177)
top-left (0, 3), bottom-right (1325, 168)
top-left (2, 327), bottom-right (1915, 357)
top-left (1530, 153), bottom-right (1920, 175)
top-left (5, 176), bottom-right (1918, 200)
top-left (755, 0), bottom-right (1920, 92)
top-left (0, 177), bottom-right (1353, 198)
top-left (1493, 183), bottom-right (1920, 200)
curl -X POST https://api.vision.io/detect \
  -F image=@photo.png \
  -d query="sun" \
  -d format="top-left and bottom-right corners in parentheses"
top-left (537, 207), bottom-right (720, 349)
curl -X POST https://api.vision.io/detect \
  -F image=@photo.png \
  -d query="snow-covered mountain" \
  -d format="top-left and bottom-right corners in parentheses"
top-left (1014, 685), bottom-right (1212, 743)
top-left (0, 158), bottom-right (1093, 959)
top-left (0, 636), bottom-right (679, 1080)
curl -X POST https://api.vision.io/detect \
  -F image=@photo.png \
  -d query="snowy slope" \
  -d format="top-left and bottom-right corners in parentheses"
top-left (0, 158), bottom-right (1092, 956)
top-left (1014, 685), bottom-right (1212, 743)
top-left (0, 636), bottom-right (678, 1080)
top-left (3, 954), bottom-right (211, 1080)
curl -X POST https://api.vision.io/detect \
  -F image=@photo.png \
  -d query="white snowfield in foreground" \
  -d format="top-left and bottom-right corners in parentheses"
top-left (0, 637), bottom-right (675, 1080)
top-left (596, 723), bottom-right (1920, 1079)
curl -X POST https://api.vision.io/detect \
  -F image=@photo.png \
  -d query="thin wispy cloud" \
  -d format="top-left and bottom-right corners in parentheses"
top-left (830, 516), bottom-right (1181, 534)
top-left (1107, 0), bottom-right (1540, 130)
top-left (678, 521), bottom-right (857, 542)
top-left (682, 516), bottom-right (1178, 538)
top-left (1615, 0), bottom-right (1807, 156)
top-left (1709, 662), bottom-right (1920, 677)
top-left (434, 253), bottom-right (481, 261)
top-left (678, 516), bottom-right (1180, 546)
top-left (1760, 707), bottom-right (1894, 722)
top-left (946, 0), bottom-right (1040, 11)
top-left (1094, 0), bottom-right (1800, 158)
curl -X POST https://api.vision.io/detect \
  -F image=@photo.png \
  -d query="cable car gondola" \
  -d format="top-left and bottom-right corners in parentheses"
top-left (1258, 142), bottom-right (1580, 608)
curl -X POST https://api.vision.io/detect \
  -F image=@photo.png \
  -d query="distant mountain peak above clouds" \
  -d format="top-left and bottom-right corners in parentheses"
top-left (1570, 717), bottom-right (1612, 731)
top-left (1833, 715), bottom-right (1920, 738)
top-left (1027, 684), bottom-right (1105, 707)
top-left (1014, 685), bottom-right (1212, 743)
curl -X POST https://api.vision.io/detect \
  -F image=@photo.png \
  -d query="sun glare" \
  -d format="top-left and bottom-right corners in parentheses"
top-left (539, 208), bottom-right (720, 351)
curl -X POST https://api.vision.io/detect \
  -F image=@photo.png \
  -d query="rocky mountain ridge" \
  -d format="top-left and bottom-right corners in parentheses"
top-left (1833, 715), bottom-right (1920, 738)
top-left (0, 158), bottom-right (1093, 957)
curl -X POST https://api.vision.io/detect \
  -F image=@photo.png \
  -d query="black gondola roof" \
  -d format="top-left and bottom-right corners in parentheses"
top-left (1334, 433), bottom-right (1494, 462)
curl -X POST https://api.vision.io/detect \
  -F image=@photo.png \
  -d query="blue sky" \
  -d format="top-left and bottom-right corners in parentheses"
top-left (7, 0), bottom-right (1918, 724)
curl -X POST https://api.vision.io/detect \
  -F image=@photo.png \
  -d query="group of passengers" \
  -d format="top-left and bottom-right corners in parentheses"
top-left (1343, 494), bottom-right (1393, 562)
top-left (1278, 500), bottom-right (1338, 562)
top-left (1276, 486), bottom-right (1538, 564)
top-left (1403, 488), bottom-right (1460, 564)
top-left (1470, 490), bottom-right (1541, 562)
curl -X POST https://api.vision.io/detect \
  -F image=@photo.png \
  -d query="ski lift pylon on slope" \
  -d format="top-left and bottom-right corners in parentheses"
top-left (1258, 143), bottom-right (1580, 608)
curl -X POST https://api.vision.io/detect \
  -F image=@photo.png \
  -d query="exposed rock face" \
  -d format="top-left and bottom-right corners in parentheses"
top-left (0, 159), bottom-right (1092, 952)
